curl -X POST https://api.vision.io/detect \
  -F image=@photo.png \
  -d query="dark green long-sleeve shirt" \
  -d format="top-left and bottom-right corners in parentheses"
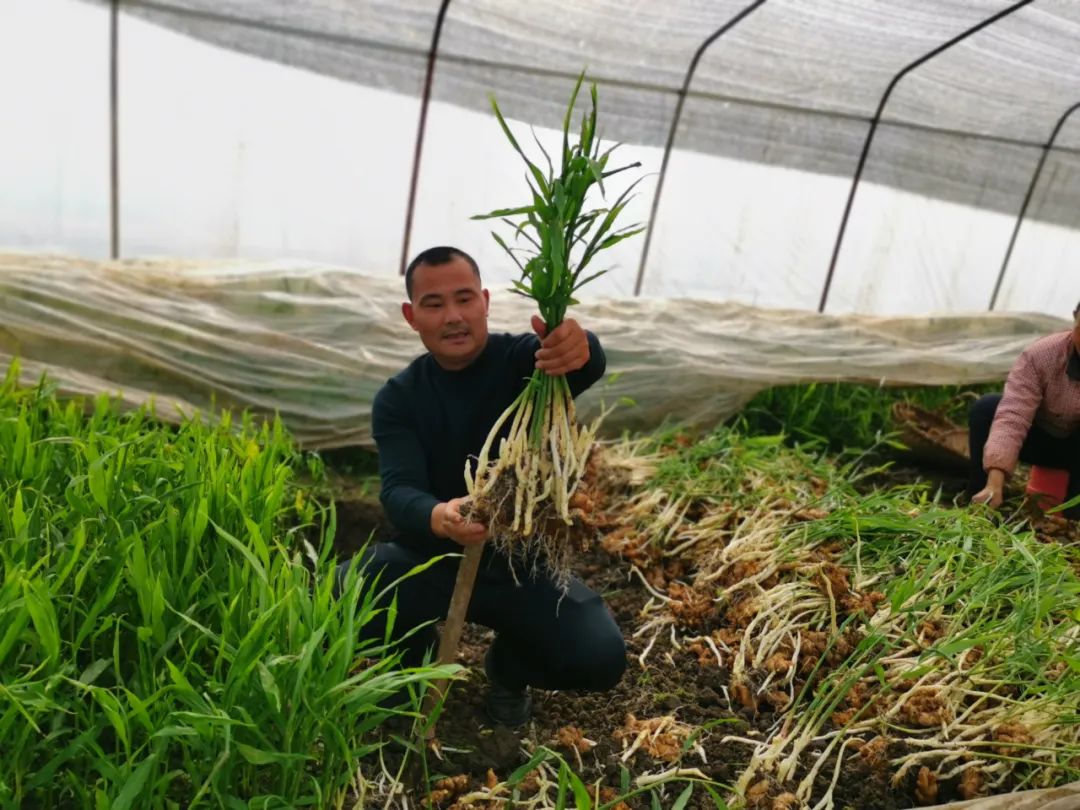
top-left (372, 331), bottom-right (606, 558)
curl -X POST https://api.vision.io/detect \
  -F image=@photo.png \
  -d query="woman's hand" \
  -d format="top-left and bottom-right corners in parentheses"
top-left (971, 469), bottom-right (1006, 509)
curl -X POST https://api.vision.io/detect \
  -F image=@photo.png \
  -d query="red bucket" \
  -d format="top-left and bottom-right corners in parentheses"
top-left (1026, 465), bottom-right (1070, 509)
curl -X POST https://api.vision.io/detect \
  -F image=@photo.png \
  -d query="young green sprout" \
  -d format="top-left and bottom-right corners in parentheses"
top-left (465, 72), bottom-right (644, 583)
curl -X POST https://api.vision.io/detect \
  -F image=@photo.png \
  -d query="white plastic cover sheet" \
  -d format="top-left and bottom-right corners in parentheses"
top-left (79, 0), bottom-right (1080, 213)
top-left (0, 253), bottom-right (1066, 449)
top-left (923, 779), bottom-right (1080, 810)
top-left (2, 0), bottom-right (1078, 317)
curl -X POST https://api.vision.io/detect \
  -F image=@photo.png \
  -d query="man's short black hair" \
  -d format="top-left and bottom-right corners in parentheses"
top-left (405, 246), bottom-right (481, 300)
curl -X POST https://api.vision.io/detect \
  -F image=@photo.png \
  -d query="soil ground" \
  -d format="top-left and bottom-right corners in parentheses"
top-left (329, 449), bottom-right (1078, 809)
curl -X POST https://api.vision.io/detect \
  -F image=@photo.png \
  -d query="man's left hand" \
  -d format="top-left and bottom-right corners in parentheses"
top-left (532, 315), bottom-right (590, 376)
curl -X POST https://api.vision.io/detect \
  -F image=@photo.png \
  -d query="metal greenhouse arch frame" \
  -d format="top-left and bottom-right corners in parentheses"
top-left (633, 0), bottom-right (768, 297)
top-left (817, 0), bottom-right (1035, 314)
top-left (400, 0), bottom-right (454, 276)
top-left (989, 100), bottom-right (1080, 312)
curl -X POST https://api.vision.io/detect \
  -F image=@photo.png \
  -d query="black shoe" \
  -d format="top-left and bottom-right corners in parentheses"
top-left (483, 646), bottom-right (532, 727)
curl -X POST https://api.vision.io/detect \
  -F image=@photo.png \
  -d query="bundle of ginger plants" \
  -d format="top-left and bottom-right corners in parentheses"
top-left (465, 73), bottom-right (644, 583)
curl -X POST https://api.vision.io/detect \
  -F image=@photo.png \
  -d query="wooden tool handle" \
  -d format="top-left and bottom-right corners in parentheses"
top-left (422, 543), bottom-right (484, 736)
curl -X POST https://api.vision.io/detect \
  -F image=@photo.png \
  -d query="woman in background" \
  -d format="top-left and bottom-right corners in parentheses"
top-left (968, 300), bottom-right (1080, 518)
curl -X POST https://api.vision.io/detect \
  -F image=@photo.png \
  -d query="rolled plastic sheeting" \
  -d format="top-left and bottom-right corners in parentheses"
top-left (0, 252), bottom-right (1066, 449)
top-left (919, 779), bottom-right (1080, 810)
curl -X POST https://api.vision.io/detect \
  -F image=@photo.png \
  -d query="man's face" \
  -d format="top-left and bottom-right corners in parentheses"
top-left (403, 257), bottom-right (490, 370)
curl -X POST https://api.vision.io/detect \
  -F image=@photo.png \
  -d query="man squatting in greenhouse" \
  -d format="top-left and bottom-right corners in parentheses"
top-left (968, 299), bottom-right (1080, 519)
top-left (338, 246), bottom-right (626, 726)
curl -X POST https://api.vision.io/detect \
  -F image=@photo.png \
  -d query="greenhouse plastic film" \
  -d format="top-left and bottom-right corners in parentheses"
top-left (921, 778), bottom-right (1080, 809)
top-left (78, 0), bottom-right (1080, 228)
top-left (0, 252), bottom-right (1066, 449)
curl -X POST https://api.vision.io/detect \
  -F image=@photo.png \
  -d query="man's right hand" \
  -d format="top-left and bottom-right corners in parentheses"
top-left (971, 469), bottom-right (1006, 509)
top-left (431, 497), bottom-right (488, 546)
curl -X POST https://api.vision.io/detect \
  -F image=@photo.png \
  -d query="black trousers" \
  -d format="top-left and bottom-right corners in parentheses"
top-left (968, 393), bottom-right (1080, 517)
top-left (338, 542), bottom-right (626, 692)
